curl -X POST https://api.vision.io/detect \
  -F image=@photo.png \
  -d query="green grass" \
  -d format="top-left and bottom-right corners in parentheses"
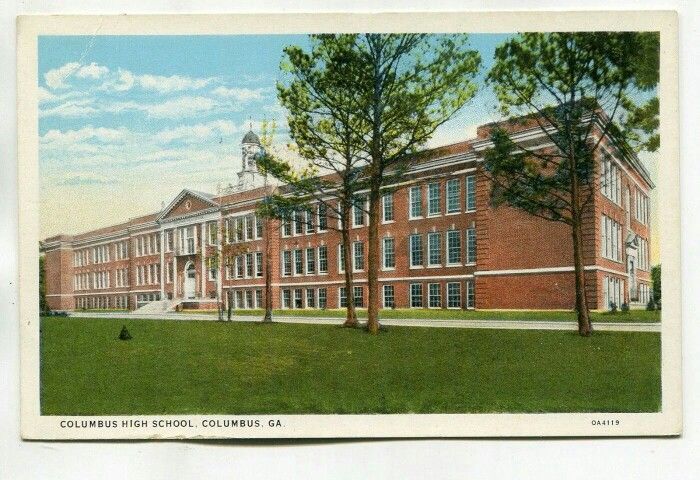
top-left (183, 308), bottom-right (660, 323)
top-left (40, 317), bottom-right (661, 415)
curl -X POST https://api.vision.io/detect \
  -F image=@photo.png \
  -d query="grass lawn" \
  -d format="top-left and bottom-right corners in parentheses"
top-left (41, 317), bottom-right (661, 415)
top-left (182, 308), bottom-right (661, 323)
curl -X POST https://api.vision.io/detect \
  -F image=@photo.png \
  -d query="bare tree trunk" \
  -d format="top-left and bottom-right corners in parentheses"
top-left (341, 208), bottom-right (358, 328)
top-left (227, 290), bottom-right (232, 321)
top-left (572, 217), bottom-right (592, 336)
top-left (263, 216), bottom-right (273, 323)
top-left (366, 181), bottom-right (381, 334)
top-left (569, 151), bottom-right (592, 337)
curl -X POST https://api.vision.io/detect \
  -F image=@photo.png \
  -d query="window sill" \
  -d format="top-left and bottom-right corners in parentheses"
top-left (381, 267), bottom-right (396, 272)
top-left (445, 211), bottom-right (461, 216)
top-left (409, 266), bottom-right (424, 270)
top-left (465, 209), bottom-right (477, 214)
top-left (382, 220), bottom-right (395, 225)
top-left (446, 263), bottom-right (463, 268)
top-left (427, 213), bottom-right (441, 218)
top-left (427, 264), bottom-right (442, 268)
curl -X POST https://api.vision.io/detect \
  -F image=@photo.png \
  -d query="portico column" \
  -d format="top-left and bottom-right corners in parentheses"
top-left (217, 216), bottom-right (223, 308)
top-left (159, 229), bottom-right (165, 299)
top-left (200, 222), bottom-right (206, 299)
top-left (173, 255), bottom-right (178, 298)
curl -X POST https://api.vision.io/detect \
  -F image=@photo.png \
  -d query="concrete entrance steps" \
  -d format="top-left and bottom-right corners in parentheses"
top-left (133, 299), bottom-right (180, 314)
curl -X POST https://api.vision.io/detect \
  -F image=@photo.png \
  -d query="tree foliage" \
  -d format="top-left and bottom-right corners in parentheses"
top-left (483, 32), bottom-right (660, 336)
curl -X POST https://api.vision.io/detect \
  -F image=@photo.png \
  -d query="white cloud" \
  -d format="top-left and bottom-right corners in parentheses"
top-left (38, 99), bottom-right (100, 118)
top-left (153, 120), bottom-right (238, 144)
top-left (212, 86), bottom-right (265, 102)
top-left (40, 126), bottom-right (131, 145)
top-left (44, 62), bottom-right (81, 90)
top-left (111, 69), bottom-right (136, 92)
top-left (145, 96), bottom-right (217, 118)
top-left (76, 62), bottom-right (110, 80)
top-left (38, 87), bottom-right (58, 104)
top-left (138, 74), bottom-right (215, 94)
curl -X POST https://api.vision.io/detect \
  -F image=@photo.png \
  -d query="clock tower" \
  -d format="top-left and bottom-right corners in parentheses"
top-left (237, 129), bottom-right (265, 191)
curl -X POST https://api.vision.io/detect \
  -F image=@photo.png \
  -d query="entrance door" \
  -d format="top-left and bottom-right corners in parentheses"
top-left (184, 263), bottom-right (196, 299)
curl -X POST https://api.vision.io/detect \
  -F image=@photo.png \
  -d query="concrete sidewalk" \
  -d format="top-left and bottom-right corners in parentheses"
top-left (67, 311), bottom-right (661, 333)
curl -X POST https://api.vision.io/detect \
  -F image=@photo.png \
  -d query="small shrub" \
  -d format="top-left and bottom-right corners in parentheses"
top-left (609, 302), bottom-right (618, 314)
top-left (118, 325), bottom-right (132, 341)
top-left (621, 302), bottom-right (630, 313)
top-left (646, 299), bottom-right (656, 311)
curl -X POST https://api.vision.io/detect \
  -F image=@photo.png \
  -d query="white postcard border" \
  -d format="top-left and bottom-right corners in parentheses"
top-left (17, 11), bottom-right (681, 439)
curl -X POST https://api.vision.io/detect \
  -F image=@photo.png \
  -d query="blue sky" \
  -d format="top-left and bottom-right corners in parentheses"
top-left (37, 33), bottom-right (657, 261)
top-left (38, 34), bottom-right (510, 239)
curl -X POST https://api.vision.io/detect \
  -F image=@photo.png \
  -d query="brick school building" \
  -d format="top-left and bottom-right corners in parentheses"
top-left (40, 116), bottom-right (653, 313)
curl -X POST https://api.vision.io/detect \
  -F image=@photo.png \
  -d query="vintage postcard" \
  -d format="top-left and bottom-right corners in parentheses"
top-left (18, 11), bottom-right (681, 439)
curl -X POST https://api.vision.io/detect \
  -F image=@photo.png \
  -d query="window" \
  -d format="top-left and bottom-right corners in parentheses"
top-left (245, 290), bottom-right (254, 309)
top-left (181, 226), bottom-right (195, 254)
top-left (282, 215), bottom-right (292, 237)
top-left (410, 234), bottom-right (423, 267)
top-left (466, 279), bottom-right (475, 308)
top-left (236, 255), bottom-right (244, 279)
top-left (446, 178), bottom-right (461, 213)
top-left (255, 216), bottom-right (263, 239)
top-left (306, 289), bottom-right (315, 308)
top-left (339, 287), bottom-right (347, 308)
top-left (603, 276), bottom-right (623, 309)
top-left (208, 222), bottom-right (218, 245)
top-left (246, 253), bottom-right (254, 278)
top-left (246, 215), bottom-right (254, 241)
top-left (447, 282), bottom-right (462, 308)
top-left (305, 209), bottom-right (314, 233)
top-left (410, 283), bottom-right (423, 307)
top-left (600, 157), bottom-right (621, 205)
top-left (294, 289), bottom-right (303, 309)
top-left (428, 283), bottom-right (441, 308)
top-left (428, 182), bottom-right (441, 216)
top-left (353, 242), bottom-right (364, 271)
top-left (235, 218), bottom-right (244, 242)
top-left (167, 263), bottom-right (173, 283)
top-left (428, 232), bottom-right (441, 266)
top-left (306, 248), bottom-right (316, 274)
top-left (635, 188), bottom-right (650, 225)
top-left (294, 210), bottom-right (304, 235)
top-left (294, 249), bottom-right (303, 275)
top-left (317, 204), bottom-right (328, 231)
top-left (382, 193), bottom-right (394, 222)
top-left (383, 285), bottom-right (395, 308)
top-left (255, 252), bottom-right (263, 277)
top-left (466, 175), bottom-right (476, 211)
top-left (466, 228), bottom-right (477, 264)
top-left (255, 290), bottom-right (262, 308)
top-left (353, 196), bottom-right (366, 227)
top-left (208, 257), bottom-right (217, 280)
top-left (282, 251), bottom-right (292, 276)
top-left (600, 215), bottom-right (622, 262)
top-left (447, 230), bottom-right (462, 265)
top-left (353, 286), bottom-right (364, 308)
top-left (338, 244), bottom-right (345, 273)
top-left (383, 238), bottom-right (395, 269)
top-left (282, 289), bottom-right (291, 309)
top-left (318, 246), bottom-right (328, 273)
top-left (318, 288), bottom-right (327, 309)
top-left (409, 186), bottom-right (422, 218)
top-left (638, 237), bottom-right (649, 271)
